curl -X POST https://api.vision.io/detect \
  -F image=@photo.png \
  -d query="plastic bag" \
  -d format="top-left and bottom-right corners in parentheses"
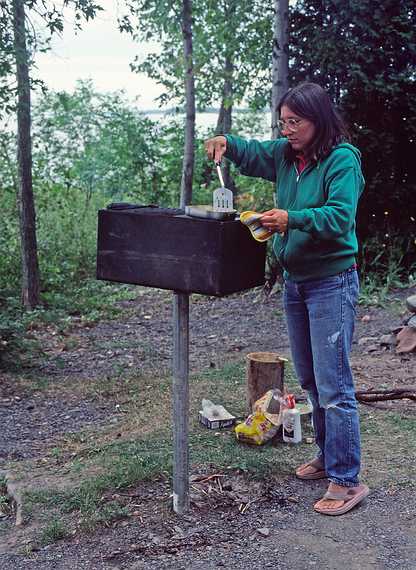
top-left (235, 389), bottom-right (287, 445)
top-left (253, 388), bottom-right (285, 425)
top-left (235, 410), bottom-right (278, 445)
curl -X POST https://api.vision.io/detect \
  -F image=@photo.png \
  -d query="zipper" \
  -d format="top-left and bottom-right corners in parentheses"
top-left (295, 163), bottom-right (300, 183)
top-left (290, 162), bottom-right (306, 208)
top-left (295, 162), bottom-right (313, 185)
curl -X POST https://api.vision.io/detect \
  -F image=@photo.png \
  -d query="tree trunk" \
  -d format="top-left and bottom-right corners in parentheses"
top-left (246, 352), bottom-right (286, 413)
top-left (180, 0), bottom-right (195, 208)
top-left (13, 0), bottom-right (40, 308)
top-left (215, 55), bottom-right (234, 191)
top-left (271, 0), bottom-right (289, 139)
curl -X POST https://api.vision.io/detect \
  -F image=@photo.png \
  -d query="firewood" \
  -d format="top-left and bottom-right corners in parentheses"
top-left (355, 388), bottom-right (416, 403)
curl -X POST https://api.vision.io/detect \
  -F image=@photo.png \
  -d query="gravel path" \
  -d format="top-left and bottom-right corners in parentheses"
top-left (1, 482), bottom-right (415, 569)
top-left (0, 395), bottom-right (112, 461)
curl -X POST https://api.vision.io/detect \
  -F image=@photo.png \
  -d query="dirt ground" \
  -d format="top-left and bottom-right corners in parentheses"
top-left (0, 284), bottom-right (415, 569)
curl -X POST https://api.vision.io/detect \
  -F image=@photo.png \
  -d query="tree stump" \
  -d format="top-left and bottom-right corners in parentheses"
top-left (246, 352), bottom-right (286, 412)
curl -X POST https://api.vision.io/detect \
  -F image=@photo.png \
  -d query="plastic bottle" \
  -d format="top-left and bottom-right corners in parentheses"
top-left (282, 394), bottom-right (302, 443)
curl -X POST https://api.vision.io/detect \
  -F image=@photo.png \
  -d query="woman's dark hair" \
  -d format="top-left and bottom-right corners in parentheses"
top-left (278, 82), bottom-right (350, 162)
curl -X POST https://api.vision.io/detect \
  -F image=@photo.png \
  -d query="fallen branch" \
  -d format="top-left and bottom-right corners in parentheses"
top-left (355, 388), bottom-right (416, 403)
top-left (190, 473), bottom-right (224, 484)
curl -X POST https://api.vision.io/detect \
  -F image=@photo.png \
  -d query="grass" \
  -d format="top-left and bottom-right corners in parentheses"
top-left (24, 439), bottom-right (167, 536)
top-left (24, 398), bottom-right (415, 543)
top-left (3, 271), bottom-right (415, 544)
top-left (39, 519), bottom-right (70, 545)
top-left (360, 408), bottom-right (416, 488)
top-left (0, 280), bottom-right (137, 371)
top-left (0, 476), bottom-right (13, 518)
top-left (20, 358), bottom-right (310, 539)
top-left (8, 354), bottom-right (416, 546)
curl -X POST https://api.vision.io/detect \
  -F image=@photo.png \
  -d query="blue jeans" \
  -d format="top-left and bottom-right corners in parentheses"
top-left (283, 268), bottom-right (361, 487)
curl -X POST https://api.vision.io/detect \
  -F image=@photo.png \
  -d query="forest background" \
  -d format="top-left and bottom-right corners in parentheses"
top-left (0, 0), bottom-right (415, 366)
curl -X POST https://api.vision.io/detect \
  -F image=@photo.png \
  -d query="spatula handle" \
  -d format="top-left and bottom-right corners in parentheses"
top-left (215, 162), bottom-right (225, 188)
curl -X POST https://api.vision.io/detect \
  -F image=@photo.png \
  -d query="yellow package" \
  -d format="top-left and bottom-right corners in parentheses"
top-left (235, 411), bottom-right (279, 445)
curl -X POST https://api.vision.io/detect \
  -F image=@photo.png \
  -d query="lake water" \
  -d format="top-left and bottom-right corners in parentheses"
top-left (1, 107), bottom-right (271, 141)
top-left (142, 110), bottom-right (272, 139)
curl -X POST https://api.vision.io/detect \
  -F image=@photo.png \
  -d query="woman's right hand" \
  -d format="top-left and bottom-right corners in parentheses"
top-left (204, 135), bottom-right (227, 163)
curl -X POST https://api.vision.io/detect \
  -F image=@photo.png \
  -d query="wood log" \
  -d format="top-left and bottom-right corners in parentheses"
top-left (246, 352), bottom-right (286, 412)
top-left (355, 388), bottom-right (416, 403)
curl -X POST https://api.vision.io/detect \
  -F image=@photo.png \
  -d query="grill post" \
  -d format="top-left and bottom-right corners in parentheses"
top-left (172, 291), bottom-right (190, 513)
top-left (96, 207), bottom-right (267, 514)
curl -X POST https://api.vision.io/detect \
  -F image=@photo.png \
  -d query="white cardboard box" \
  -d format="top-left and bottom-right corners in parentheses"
top-left (198, 409), bottom-right (236, 430)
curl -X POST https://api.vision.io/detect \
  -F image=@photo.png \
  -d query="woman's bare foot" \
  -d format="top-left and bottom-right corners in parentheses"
top-left (314, 482), bottom-right (370, 515)
top-left (296, 457), bottom-right (326, 480)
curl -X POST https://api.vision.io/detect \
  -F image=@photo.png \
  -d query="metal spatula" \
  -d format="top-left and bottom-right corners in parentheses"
top-left (213, 162), bottom-right (234, 212)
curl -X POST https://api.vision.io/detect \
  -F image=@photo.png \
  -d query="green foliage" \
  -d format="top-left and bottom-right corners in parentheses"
top-left (0, 86), bottom-right (128, 308)
top-left (32, 82), bottom-right (161, 202)
top-left (121, 0), bottom-right (273, 110)
top-left (289, 0), bottom-right (416, 251)
top-left (0, 0), bottom-right (103, 118)
top-left (30, 82), bottom-right (218, 208)
top-left (0, 82), bottom-right (215, 366)
top-left (358, 234), bottom-right (416, 306)
top-left (0, 304), bottom-right (35, 368)
top-left (0, 82), bottom-right (208, 296)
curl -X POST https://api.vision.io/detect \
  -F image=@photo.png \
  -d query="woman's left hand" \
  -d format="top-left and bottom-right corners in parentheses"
top-left (260, 209), bottom-right (289, 234)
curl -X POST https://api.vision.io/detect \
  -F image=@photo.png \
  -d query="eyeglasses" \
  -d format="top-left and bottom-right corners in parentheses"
top-left (277, 118), bottom-right (303, 133)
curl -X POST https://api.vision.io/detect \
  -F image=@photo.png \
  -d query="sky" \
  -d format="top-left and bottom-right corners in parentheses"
top-left (34, 0), bottom-right (163, 109)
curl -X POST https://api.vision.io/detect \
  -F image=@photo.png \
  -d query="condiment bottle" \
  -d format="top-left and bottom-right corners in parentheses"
top-left (282, 394), bottom-right (302, 444)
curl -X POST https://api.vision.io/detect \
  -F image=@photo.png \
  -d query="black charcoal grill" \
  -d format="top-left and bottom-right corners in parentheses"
top-left (96, 203), bottom-right (267, 514)
top-left (96, 205), bottom-right (266, 295)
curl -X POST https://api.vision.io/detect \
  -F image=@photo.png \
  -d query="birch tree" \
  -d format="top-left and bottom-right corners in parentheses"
top-left (271, 0), bottom-right (289, 139)
top-left (121, 0), bottom-right (272, 196)
top-left (12, 0), bottom-right (39, 308)
top-left (180, 0), bottom-right (195, 207)
top-left (121, 0), bottom-right (272, 120)
top-left (1, 0), bottom-right (102, 308)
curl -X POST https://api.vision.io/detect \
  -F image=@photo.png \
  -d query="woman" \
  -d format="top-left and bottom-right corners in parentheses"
top-left (205, 82), bottom-right (369, 516)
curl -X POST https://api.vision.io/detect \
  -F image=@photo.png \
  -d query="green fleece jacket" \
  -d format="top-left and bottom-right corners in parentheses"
top-left (224, 135), bottom-right (365, 282)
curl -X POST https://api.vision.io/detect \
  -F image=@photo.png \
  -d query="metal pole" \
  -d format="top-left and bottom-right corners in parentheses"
top-left (172, 291), bottom-right (190, 513)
